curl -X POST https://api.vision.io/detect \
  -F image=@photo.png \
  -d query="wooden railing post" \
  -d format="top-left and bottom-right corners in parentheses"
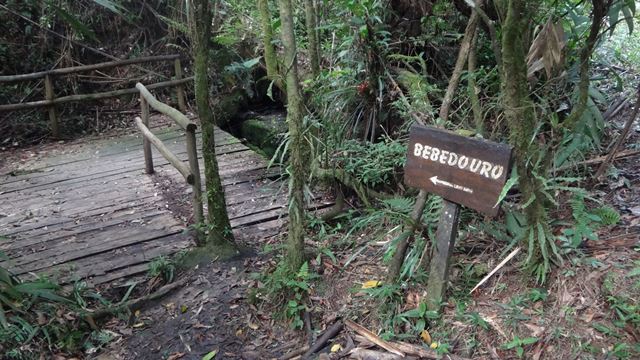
top-left (140, 95), bottom-right (154, 174)
top-left (174, 58), bottom-right (186, 112)
top-left (186, 128), bottom-right (203, 224)
top-left (44, 74), bottom-right (59, 138)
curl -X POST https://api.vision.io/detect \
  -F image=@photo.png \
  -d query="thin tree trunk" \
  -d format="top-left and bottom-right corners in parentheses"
top-left (257, 0), bottom-right (283, 92)
top-left (278, 0), bottom-right (307, 272)
top-left (387, 8), bottom-right (480, 282)
top-left (594, 84), bottom-right (640, 179)
top-left (468, 27), bottom-right (483, 135)
top-left (438, 5), bottom-right (479, 122)
top-left (191, 0), bottom-right (235, 248)
top-left (305, 0), bottom-right (320, 77)
top-left (563, 0), bottom-right (609, 130)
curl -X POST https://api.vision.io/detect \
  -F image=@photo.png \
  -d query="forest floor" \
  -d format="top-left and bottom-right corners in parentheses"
top-left (91, 102), bottom-right (640, 360)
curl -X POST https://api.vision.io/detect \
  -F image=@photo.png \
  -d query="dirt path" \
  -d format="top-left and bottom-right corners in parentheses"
top-left (99, 255), bottom-right (301, 360)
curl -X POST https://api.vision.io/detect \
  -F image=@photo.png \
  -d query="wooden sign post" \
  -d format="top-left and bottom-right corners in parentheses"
top-left (404, 124), bottom-right (513, 310)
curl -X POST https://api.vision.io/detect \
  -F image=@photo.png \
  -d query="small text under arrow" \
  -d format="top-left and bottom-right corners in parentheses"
top-left (429, 176), bottom-right (474, 194)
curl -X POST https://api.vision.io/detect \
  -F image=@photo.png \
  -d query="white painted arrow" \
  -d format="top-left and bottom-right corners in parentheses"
top-left (429, 176), bottom-right (474, 194)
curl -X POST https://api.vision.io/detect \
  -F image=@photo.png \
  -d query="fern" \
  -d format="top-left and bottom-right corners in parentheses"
top-left (560, 194), bottom-right (618, 249)
top-left (382, 197), bottom-right (414, 214)
top-left (593, 206), bottom-right (620, 226)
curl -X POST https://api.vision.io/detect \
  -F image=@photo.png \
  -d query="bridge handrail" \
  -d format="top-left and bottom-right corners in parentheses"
top-left (136, 83), bottom-right (196, 131)
top-left (135, 84), bottom-right (203, 225)
top-left (0, 54), bottom-right (181, 82)
top-left (0, 54), bottom-right (187, 138)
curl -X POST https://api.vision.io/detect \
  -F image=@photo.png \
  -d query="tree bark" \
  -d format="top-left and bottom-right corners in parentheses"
top-left (258, 0), bottom-right (284, 92)
top-left (387, 7), bottom-right (480, 283)
top-left (191, 0), bottom-right (236, 248)
top-left (501, 0), bottom-right (554, 277)
top-left (594, 84), bottom-right (640, 179)
top-left (304, 0), bottom-right (320, 77)
top-left (438, 4), bottom-right (479, 123)
top-left (563, 0), bottom-right (609, 130)
top-left (468, 27), bottom-right (483, 135)
top-left (278, 0), bottom-right (308, 272)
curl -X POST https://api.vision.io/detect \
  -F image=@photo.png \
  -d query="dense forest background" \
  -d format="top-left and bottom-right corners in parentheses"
top-left (1, 0), bottom-right (639, 359)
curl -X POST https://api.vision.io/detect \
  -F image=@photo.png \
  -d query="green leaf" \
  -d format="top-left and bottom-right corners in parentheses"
top-left (398, 307), bottom-right (423, 319)
top-left (51, 4), bottom-right (97, 42)
top-left (242, 57), bottom-right (261, 69)
top-left (503, 338), bottom-right (521, 349)
top-left (266, 80), bottom-right (276, 101)
top-left (621, 6), bottom-right (634, 34)
top-left (202, 349), bottom-right (218, 360)
top-left (521, 337), bottom-right (539, 345)
top-left (91, 0), bottom-right (126, 15)
top-left (627, 268), bottom-right (640, 277)
top-left (494, 171), bottom-right (518, 207)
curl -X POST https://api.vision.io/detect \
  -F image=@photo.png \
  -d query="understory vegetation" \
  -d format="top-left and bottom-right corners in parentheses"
top-left (1, 0), bottom-right (640, 359)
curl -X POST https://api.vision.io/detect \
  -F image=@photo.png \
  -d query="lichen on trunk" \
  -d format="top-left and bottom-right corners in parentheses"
top-left (501, 0), bottom-right (558, 281)
top-left (191, 0), bottom-right (236, 250)
top-left (258, 0), bottom-right (284, 93)
top-left (277, 0), bottom-right (308, 273)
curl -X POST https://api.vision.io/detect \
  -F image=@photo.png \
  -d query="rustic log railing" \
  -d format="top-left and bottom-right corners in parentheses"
top-left (0, 54), bottom-right (189, 138)
top-left (135, 83), bottom-right (203, 225)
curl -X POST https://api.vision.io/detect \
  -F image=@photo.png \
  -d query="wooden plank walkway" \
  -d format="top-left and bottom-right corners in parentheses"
top-left (0, 116), bottom-right (331, 286)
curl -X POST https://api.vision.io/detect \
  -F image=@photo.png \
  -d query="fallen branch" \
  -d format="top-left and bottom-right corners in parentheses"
top-left (302, 320), bottom-right (344, 359)
top-left (603, 98), bottom-right (628, 120)
top-left (280, 346), bottom-right (310, 360)
top-left (470, 247), bottom-right (521, 293)
top-left (354, 336), bottom-right (472, 360)
top-left (349, 348), bottom-right (404, 360)
top-left (86, 277), bottom-right (190, 320)
top-left (345, 320), bottom-right (404, 357)
top-left (594, 83), bottom-right (640, 179)
top-left (312, 166), bottom-right (391, 207)
top-left (585, 233), bottom-right (640, 251)
top-left (555, 148), bottom-right (640, 172)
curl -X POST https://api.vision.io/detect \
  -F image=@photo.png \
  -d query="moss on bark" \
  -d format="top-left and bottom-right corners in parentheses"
top-left (501, 0), bottom-right (555, 280)
top-left (258, 0), bottom-right (284, 93)
top-left (277, 0), bottom-right (308, 273)
top-left (192, 0), bottom-right (236, 251)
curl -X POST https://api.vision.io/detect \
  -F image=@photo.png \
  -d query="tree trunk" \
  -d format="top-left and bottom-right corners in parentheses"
top-left (438, 4), bottom-right (479, 123)
top-left (304, 0), bottom-right (320, 77)
top-left (191, 0), bottom-right (236, 249)
top-left (563, 0), bottom-right (608, 130)
top-left (278, 0), bottom-right (308, 272)
top-left (258, 0), bottom-right (284, 92)
top-left (468, 27), bottom-right (483, 135)
top-left (501, 0), bottom-right (555, 279)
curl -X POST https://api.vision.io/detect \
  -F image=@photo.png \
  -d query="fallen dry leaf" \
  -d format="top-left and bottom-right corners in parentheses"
top-left (166, 353), bottom-right (185, 360)
top-left (420, 329), bottom-right (432, 344)
top-left (361, 280), bottom-right (382, 289)
top-left (524, 323), bottom-right (545, 337)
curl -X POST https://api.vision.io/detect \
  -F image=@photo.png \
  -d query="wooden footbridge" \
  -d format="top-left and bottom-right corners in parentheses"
top-left (0, 55), bottom-right (330, 286)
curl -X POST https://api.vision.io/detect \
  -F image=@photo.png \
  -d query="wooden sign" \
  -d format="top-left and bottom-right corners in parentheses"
top-left (404, 124), bottom-right (513, 217)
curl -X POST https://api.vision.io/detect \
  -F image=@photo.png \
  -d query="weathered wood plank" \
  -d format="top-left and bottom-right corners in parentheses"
top-left (0, 122), bottom-right (307, 286)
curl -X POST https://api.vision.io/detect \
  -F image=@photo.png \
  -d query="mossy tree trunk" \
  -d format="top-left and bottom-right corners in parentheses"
top-left (304, 0), bottom-right (320, 77)
top-left (258, 0), bottom-right (284, 93)
top-left (277, 0), bottom-right (307, 272)
top-left (191, 0), bottom-right (236, 249)
top-left (501, 0), bottom-right (556, 280)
